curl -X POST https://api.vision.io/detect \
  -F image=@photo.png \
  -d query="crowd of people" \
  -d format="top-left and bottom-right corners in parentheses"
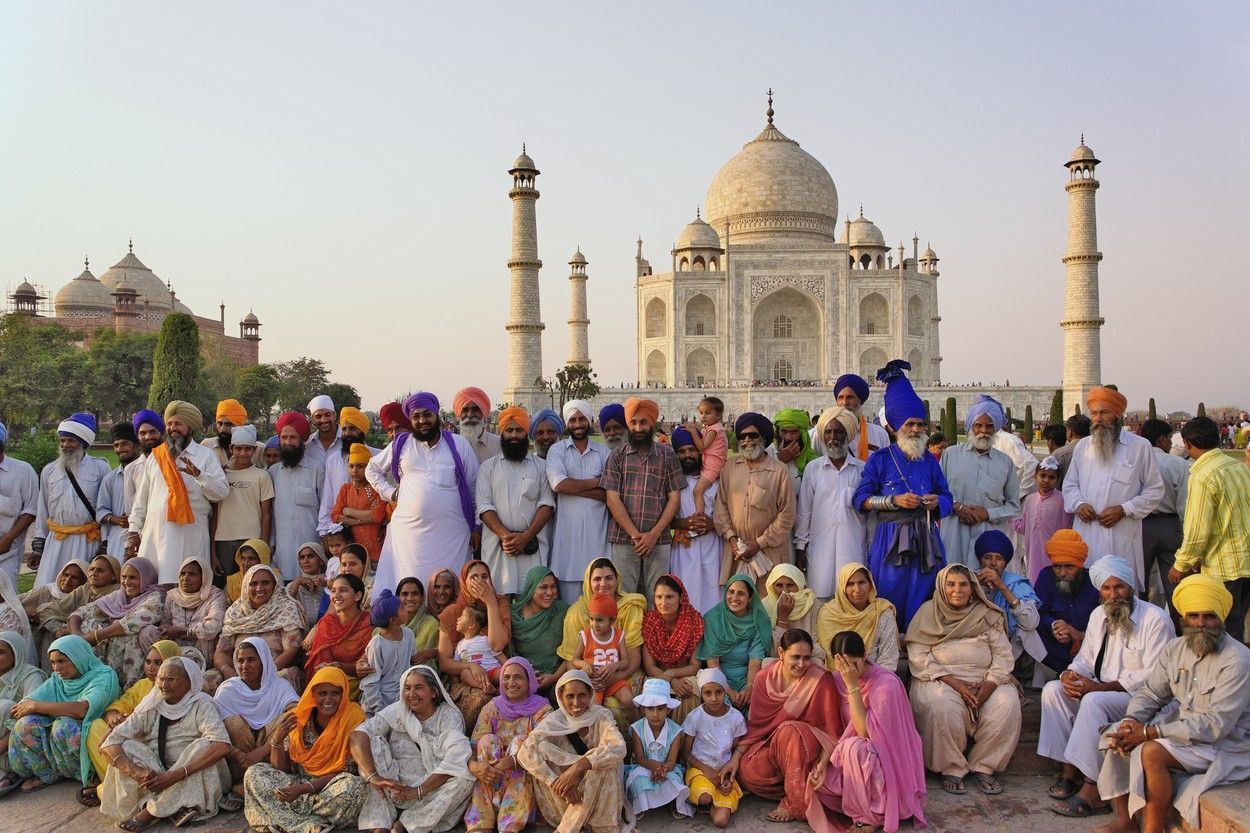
top-left (0, 360), bottom-right (1248, 833)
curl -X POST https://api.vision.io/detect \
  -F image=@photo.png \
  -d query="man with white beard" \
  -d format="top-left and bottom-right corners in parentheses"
top-left (1062, 387), bottom-right (1164, 592)
top-left (795, 406), bottom-right (866, 602)
top-left (853, 360), bottom-right (954, 629)
top-left (546, 400), bottom-right (611, 603)
top-left (940, 395), bottom-right (1021, 568)
top-left (830, 373), bottom-right (891, 460)
top-left (29, 412), bottom-right (112, 586)
top-left (1039, 554), bottom-right (1173, 818)
top-left (454, 386), bottom-right (500, 465)
top-left (597, 403), bottom-right (627, 452)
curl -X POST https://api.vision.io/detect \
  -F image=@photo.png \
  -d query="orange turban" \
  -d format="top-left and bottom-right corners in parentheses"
top-left (347, 443), bottom-right (372, 466)
top-left (624, 397), bottom-right (660, 424)
top-left (497, 405), bottom-right (530, 433)
top-left (1087, 386), bottom-right (1128, 417)
top-left (338, 406), bottom-right (370, 435)
top-left (453, 386), bottom-right (490, 418)
top-left (1045, 529), bottom-right (1089, 567)
top-left (216, 399), bottom-right (248, 426)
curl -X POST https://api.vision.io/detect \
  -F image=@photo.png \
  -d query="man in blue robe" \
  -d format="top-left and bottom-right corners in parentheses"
top-left (1034, 530), bottom-right (1100, 673)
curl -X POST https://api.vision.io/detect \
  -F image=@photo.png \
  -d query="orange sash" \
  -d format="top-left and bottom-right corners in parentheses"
top-left (858, 414), bottom-right (870, 461)
top-left (46, 519), bottom-right (102, 543)
top-left (152, 444), bottom-right (195, 525)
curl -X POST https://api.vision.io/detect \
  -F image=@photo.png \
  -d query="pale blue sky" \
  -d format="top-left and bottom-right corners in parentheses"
top-left (3, 2), bottom-right (1247, 414)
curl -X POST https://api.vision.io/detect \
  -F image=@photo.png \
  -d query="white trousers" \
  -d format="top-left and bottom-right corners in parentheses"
top-left (1037, 681), bottom-right (1131, 781)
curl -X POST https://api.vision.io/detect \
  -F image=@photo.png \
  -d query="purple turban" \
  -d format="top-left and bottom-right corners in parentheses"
top-left (132, 409), bottom-right (165, 435)
top-left (877, 360), bottom-right (925, 431)
top-left (974, 529), bottom-right (1014, 565)
top-left (58, 412), bottom-right (97, 445)
top-left (370, 588), bottom-right (403, 627)
top-left (671, 426), bottom-right (695, 448)
top-left (265, 435), bottom-right (280, 449)
top-left (599, 403), bottom-right (625, 431)
top-left (834, 373), bottom-right (870, 405)
top-left (734, 412), bottom-right (774, 446)
top-left (966, 394), bottom-right (1005, 433)
top-left (403, 391), bottom-right (440, 420)
top-left (530, 408), bottom-right (564, 439)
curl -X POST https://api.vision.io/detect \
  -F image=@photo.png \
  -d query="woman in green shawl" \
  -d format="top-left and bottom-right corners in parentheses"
top-left (396, 577), bottom-right (441, 666)
top-left (695, 575), bottom-right (771, 709)
top-left (0, 630), bottom-right (47, 792)
top-left (4, 634), bottom-right (120, 793)
top-left (509, 567), bottom-right (569, 691)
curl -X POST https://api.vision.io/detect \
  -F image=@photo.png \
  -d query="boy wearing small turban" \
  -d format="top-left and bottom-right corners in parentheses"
top-left (213, 424), bottom-right (275, 583)
top-left (330, 443), bottom-right (385, 563)
top-left (202, 398), bottom-right (253, 468)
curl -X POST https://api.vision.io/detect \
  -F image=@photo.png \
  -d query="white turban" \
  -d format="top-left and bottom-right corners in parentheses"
top-left (562, 399), bottom-right (593, 423)
top-left (1088, 554), bottom-right (1135, 591)
top-left (230, 424), bottom-right (258, 446)
top-left (816, 406), bottom-right (859, 443)
top-left (307, 395), bottom-right (335, 415)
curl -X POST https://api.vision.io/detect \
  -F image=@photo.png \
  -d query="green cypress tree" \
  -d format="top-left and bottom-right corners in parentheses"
top-left (945, 396), bottom-right (957, 440)
top-left (1197, 402), bottom-right (1207, 418)
top-left (924, 399), bottom-right (931, 423)
top-left (1050, 389), bottom-right (1064, 426)
top-left (1006, 407), bottom-right (1014, 430)
top-left (148, 313), bottom-right (203, 408)
top-left (1148, 398), bottom-right (1157, 421)
top-left (1023, 405), bottom-right (1034, 443)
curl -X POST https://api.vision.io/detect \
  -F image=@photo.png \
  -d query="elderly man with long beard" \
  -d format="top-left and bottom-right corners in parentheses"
top-left (454, 386), bottom-right (500, 464)
top-left (1063, 387), bottom-right (1164, 593)
top-left (316, 406), bottom-right (379, 538)
top-left (127, 401), bottom-right (229, 583)
top-left (852, 360), bottom-right (954, 629)
top-left (546, 400), bottom-right (611, 603)
top-left (1033, 529), bottom-right (1101, 676)
top-left (712, 412), bottom-right (795, 587)
top-left (1096, 574), bottom-right (1250, 833)
top-left (367, 391), bottom-right (480, 594)
top-left (940, 395), bottom-right (1021, 568)
top-left (1038, 554), bottom-right (1172, 819)
top-left (29, 412), bottom-right (112, 586)
top-left (795, 406), bottom-right (866, 602)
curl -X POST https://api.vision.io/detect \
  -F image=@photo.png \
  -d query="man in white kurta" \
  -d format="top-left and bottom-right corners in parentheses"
top-left (302, 394), bottom-right (340, 470)
top-left (941, 409), bottom-right (1021, 569)
top-left (0, 420), bottom-right (39, 582)
top-left (1062, 388), bottom-right (1164, 592)
top-left (367, 392), bottom-right (480, 596)
top-left (476, 407), bottom-right (555, 595)
top-left (127, 402), bottom-right (229, 584)
top-left (670, 427), bottom-right (724, 614)
top-left (95, 422), bottom-right (142, 558)
top-left (545, 400), bottom-right (611, 603)
top-left (1038, 554), bottom-right (1173, 815)
top-left (31, 414), bottom-right (113, 586)
top-left (315, 407), bottom-right (379, 537)
top-left (268, 411), bottom-right (324, 579)
top-left (795, 406), bottom-right (867, 601)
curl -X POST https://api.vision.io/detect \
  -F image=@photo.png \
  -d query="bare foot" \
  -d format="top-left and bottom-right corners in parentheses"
top-left (766, 805), bottom-right (797, 822)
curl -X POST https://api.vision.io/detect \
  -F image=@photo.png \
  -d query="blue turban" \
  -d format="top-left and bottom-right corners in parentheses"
top-left (369, 588), bottom-right (403, 627)
top-left (530, 408), bottom-right (564, 439)
top-left (599, 403), bottom-right (626, 431)
top-left (671, 426), bottom-right (695, 449)
top-left (58, 412), bottom-right (97, 445)
top-left (966, 394), bottom-right (1005, 433)
top-left (132, 409), bottom-right (165, 435)
top-left (974, 529), bottom-right (1014, 565)
top-left (734, 412), bottom-right (774, 446)
top-left (0, 421), bottom-right (7, 444)
top-left (834, 373), bottom-right (870, 404)
top-left (265, 435), bottom-right (280, 449)
top-left (1088, 555), bottom-right (1135, 591)
top-left (876, 360), bottom-right (925, 431)
top-left (403, 391), bottom-right (440, 420)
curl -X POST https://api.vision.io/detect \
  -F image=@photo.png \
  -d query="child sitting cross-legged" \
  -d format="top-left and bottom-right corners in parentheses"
top-left (681, 667), bottom-right (747, 828)
top-left (625, 677), bottom-right (693, 819)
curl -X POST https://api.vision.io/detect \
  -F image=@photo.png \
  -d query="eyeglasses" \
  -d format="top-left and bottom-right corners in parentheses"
top-left (738, 431), bottom-right (761, 440)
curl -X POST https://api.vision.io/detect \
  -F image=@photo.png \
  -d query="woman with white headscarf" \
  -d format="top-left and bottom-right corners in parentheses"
top-left (0, 572), bottom-right (33, 655)
top-left (99, 655), bottom-right (233, 830)
top-left (0, 630), bottom-right (46, 790)
top-left (350, 665), bottom-right (475, 833)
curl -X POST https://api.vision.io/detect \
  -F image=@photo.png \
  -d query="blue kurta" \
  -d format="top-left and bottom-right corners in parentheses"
top-left (852, 445), bottom-right (953, 629)
top-left (1034, 566), bottom-right (1100, 672)
top-left (985, 570), bottom-right (1039, 640)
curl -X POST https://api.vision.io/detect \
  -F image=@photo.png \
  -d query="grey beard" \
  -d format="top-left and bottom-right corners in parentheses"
top-left (58, 448), bottom-right (84, 471)
top-left (897, 433), bottom-right (928, 460)
top-left (1103, 598), bottom-right (1135, 635)
top-left (739, 444), bottom-right (765, 462)
top-left (1056, 578), bottom-right (1075, 595)
top-left (825, 442), bottom-right (848, 461)
top-left (1183, 625), bottom-right (1224, 657)
top-left (1091, 422), bottom-right (1120, 462)
top-left (166, 433), bottom-right (189, 456)
top-left (459, 420), bottom-right (485, 443)
top-left (605, 435), bottom-right (625, 450)
top-left (970, 434), bottom-right (993, 452)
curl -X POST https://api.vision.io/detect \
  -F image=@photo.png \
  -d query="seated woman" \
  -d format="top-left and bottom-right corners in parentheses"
top-left (215, 564), bottom-right (306, 692)
top-left (761, 564), bottom-right (825, 664)
top-left (518, 669), bottom-right (627, 833)
top-left (70, 556), bottom-right (164, 689)
top-left (20, 559), bottom-right (87, 621)
top-left (286, 541), bottom-right (328, 628)
top-left (427, 568), bottom-right (460, 619)
top-left (304, 574), bottom-right (371, 695)
top-left (438, 560), bottom-right (511, 729)
top-left (735, 629), bottom-right (844, 822)
top-left (0, 631), bottom-right (46, 795)
top-left (557, 559), bottom-right (645, 719)
top-left (807, 631), bottom-right (927, 833)
top-left (906, 563), bottom-right (1021, 796)
top-left (83, 640), bottom-right (183, 801)
top-left (243, 667), bottom-right (367, 833)
top-left (159, 557), bottom-right (227, 689)
top-left (815, 563), bottom-right (900, 674)
top-left (0, 572), bottom-right (32, 660)
top-left (213, 637), bottom-right (299, 807)
top-left (225, 539), bottom-right (281, 604)
top-left (31, 554), bottom-right (119, 665)
top-left (695, 574), bottom-right (771, 709)
top-left (99, 656), bottom-right (233, 831)
top-left (351, 665), bottom-right (475, 833)
top-left (509, 566), bottom-right (568, 691)
top-left (315, 544), bottom-right (373, 619)
top-left (397, 577), bottom-right (441, 667)
top-left (465, 658), bottom-right (554, 833)
top-left (640, 574), bottom-right (704, 722)
top-left (4, 634), bottom-right (119, 795)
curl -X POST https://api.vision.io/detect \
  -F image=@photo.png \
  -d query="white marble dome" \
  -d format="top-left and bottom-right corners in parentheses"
top-left (97, 247), bottom-right (174, 312)
top-left (839, 213), bottom-right (887, 248)
top-left (54, 263), bottom-right (113, 313)
top-left (675, 214), bottom-right (721, 250)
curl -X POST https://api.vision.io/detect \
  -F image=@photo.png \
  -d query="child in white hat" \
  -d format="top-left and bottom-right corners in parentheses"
top-left (624, 678), bottom-right (692, 818)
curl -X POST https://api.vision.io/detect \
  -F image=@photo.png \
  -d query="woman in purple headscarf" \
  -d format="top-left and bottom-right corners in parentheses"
top-left (68, 557), bottom-right (164, 689)
top-left (464, 657), bottom-right (554, 833)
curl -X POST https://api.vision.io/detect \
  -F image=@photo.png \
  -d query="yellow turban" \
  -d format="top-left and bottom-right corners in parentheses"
top-left (497, 405), bottom-right (530, 433)
top-left (624, 397), bottom-right (660, 424)
top-left (1044, 529), bottom-right (1089, 567)
top-left (215, 398), bottom-right (248, 426)
top-left (164, 400), bottom-right (204, 433)
top-left (339, 406), bottom-right (370, 435)
top-left (1087, 386), bottom-right (1128, 417)
top-left (347, 443), bottom-right (372, 466)
top-left (1172, 574), bottom-right (1233, 620)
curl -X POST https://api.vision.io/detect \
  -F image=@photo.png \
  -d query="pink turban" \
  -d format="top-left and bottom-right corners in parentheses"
top-left (453, 387), bottom-right (490, 419)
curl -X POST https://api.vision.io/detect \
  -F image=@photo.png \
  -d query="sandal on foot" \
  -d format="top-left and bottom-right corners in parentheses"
top-left (1047, 775), bottom-right (1079, 800)
top-left (115, 816), bottom-right (159, 833)
top-left (1051, 795), bottom-right (1112, 817)
top-left (975, 774), bottom-right (1003, 795)
top-left (172, 807), bottom-right (200, 828)
top-left (20, 777), bottom-right (54, 794)
top-left (0, 775), bottom-right (20, 798)
top-left (77, 785), bottom-right (101, 807)
top-left (218, 794), bottom-right (244, 813)
top-left (941, 775), bottom-right (966, 795)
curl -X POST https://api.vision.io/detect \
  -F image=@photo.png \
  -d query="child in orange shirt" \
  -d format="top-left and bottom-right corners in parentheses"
top-left (331, 443), bottom-right (386, 563)
top-left (574, 593), bottom-right (637, 711)
top-left (684, 396), bottom-right (727, 516)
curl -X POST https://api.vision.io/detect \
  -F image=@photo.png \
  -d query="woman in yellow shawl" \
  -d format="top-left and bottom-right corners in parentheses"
top-left (242, 666), bottom-right (367, 833)
top-left (760, 563), bottom-right (823, 663)
top-left (815, 563), bottom-right (899, 673)
top-left (225, 539), bottom-right (282, 604)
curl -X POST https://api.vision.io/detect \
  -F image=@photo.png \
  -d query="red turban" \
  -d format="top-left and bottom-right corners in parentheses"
top-left (378, 402), bottom-right (411, 432)
top-left (1087, 386), bottom-right (1128, 417)
top-left (276, 411), bottom-right (311, 442)
top-left (624, 397), bottom-right (659, 425)
top-left (453, 387), bottom-right (490, 419)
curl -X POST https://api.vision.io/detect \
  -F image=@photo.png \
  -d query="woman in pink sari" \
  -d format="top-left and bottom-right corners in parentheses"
top-left (807, 630), bottom-right (927, 833)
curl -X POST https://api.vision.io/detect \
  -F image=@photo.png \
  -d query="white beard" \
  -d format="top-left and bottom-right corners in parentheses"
top-left (897, 434), bottom-right (928, 460)
top-left (460, 420), bottom-right (485, 443)
top-left (970, 434), bottom-right (993, 452)
top-left (58, 448), bottom-right (84, 472)
top-left (1091, 423), bottom-right (1119, 461)
top-left (605, 435), bottom-right (625, 450)
top-left (825, 442), bottom-right (847, 461)
top-left (739, 444), bottom-right (765, 462)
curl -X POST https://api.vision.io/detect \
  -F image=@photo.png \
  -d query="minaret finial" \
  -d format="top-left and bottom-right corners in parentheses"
top-left (858, 204), bottom-right (864, 218)
top-left (766, 88), bottom-right (774, 124)
top-left (522, 142), bottom-right (526, 154)
top-left (696, 206), bottom-right (701, 220)
top-left (128, 237), bottom-right (133, 253)
top-left (84, 255), bottom-right (89, 269)
top-left (1080, 133), bottom-right (1085, 145)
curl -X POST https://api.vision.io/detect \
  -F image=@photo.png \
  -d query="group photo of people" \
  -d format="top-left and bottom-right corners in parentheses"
top-left (0, 362), bottom-right (1248, 833)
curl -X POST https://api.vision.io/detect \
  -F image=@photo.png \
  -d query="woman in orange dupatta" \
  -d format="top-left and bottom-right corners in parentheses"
top-left (733, 628), bottom-right (844, 822)
top-left (437, 560), bottom-right (511, 729)
top-left (304, 575), bottom-right (373, 697)
top-left (242, 666), bottom-right (368, 832)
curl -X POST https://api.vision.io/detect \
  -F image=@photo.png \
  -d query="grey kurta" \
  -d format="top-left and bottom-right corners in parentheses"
top-left (1098, 634), bottom-right (1250, 826)
top-left (938, 444), bottom-right (1020, 569)
top-left (269, 460), bottom-right (325, 579)
top-left (476, 454), bottom-right (555, 595)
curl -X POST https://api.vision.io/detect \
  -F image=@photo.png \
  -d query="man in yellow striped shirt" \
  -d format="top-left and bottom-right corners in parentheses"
top-left (1170, 416), bottom-right (1250, 641)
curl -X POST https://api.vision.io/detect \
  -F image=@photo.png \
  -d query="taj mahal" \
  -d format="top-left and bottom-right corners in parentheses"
top-left (502, 92), bottom-right (1105, 426)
